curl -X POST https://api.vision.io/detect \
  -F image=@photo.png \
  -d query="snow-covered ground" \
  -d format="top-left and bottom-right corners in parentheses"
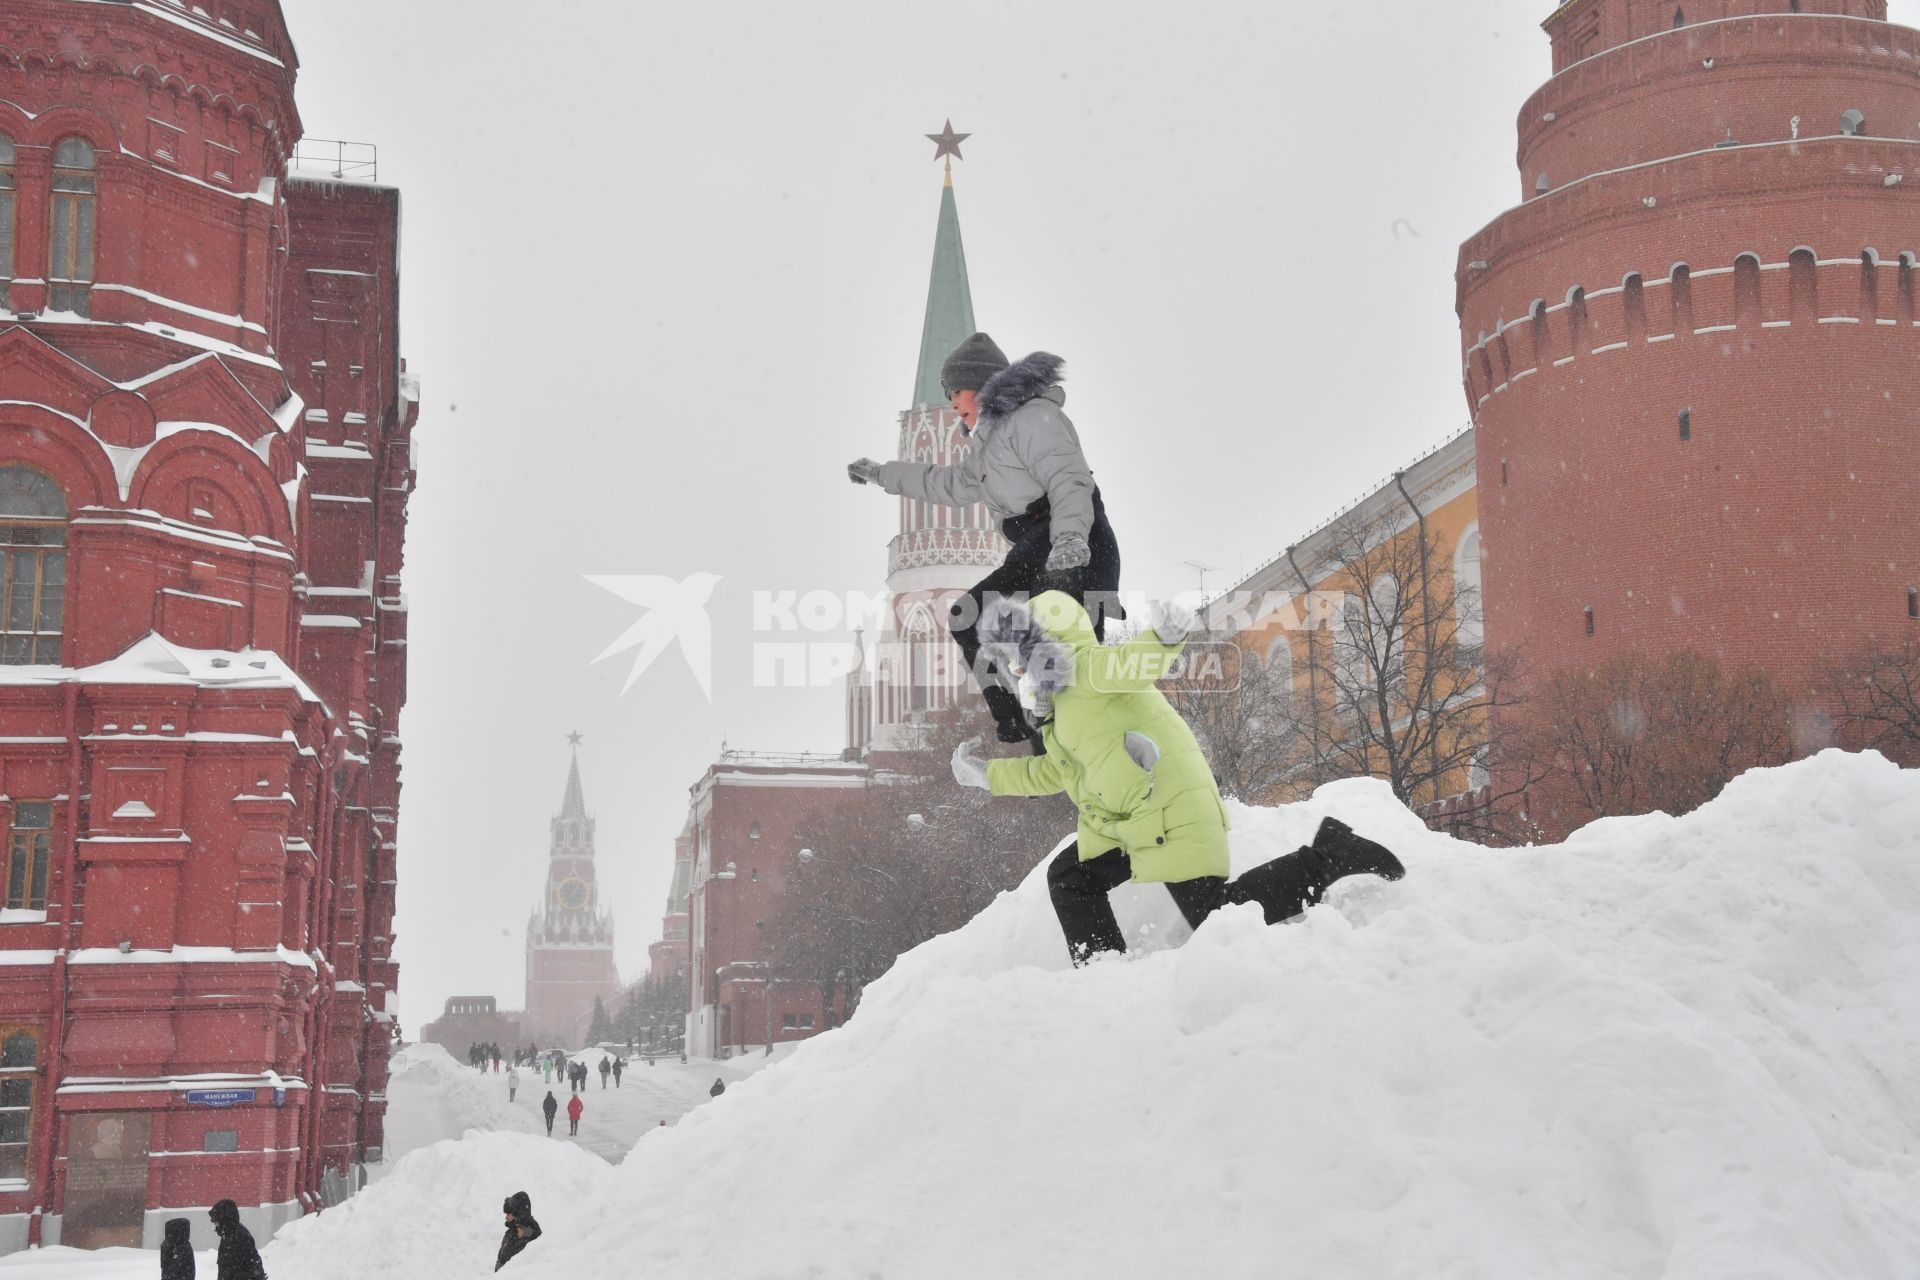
top-left (5, 750), bottom-right (1918, 1278)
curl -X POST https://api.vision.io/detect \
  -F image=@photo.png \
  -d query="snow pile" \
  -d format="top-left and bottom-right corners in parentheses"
top-left (265, 1132), bottom-right (603, 1280)
top-left (377, 1041), bottom-right (540, 1163)
top-left (502, 749), bottom-right (1920, 1280)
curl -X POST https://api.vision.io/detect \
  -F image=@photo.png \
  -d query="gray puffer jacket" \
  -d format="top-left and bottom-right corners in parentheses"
top-left (878, 352), bottom-right (1097, 543)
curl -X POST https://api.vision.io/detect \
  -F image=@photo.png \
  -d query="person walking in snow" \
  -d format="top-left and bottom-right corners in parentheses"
top-left (951, 592), bottom-right (1406, 964)
top-left (495, 1191), bottom-right (542, 1271)
top-left (709, 1077), bottom-right (726, 1098)
top-left (598, 1056), bottom-right (610, 1089)
top-left (208, 1199), bottom-right (266, 1280)
top-left (541, 1090), bottom-right (558, 1136)
top-left (566, 1092), bottom-right (584, 1137)
top-left (611, 1057), bottom-right (624, 1088)
top-left (506, 1064), bottom-right (519, 1103)
top-left (849, 334), bottom-right (1124, 753)
top-left (161, 1217), bottom-right (195, 1280)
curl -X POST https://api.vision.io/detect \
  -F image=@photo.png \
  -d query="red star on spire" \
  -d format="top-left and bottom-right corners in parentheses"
top-left (926, 120), bottom-right (970, 163)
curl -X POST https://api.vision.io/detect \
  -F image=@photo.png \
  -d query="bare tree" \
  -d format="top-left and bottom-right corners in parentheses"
top-left (1828, 639), bottom-right (1920, 766)
top-left (1161, 635), bottom-right (1309, 801)
top-left (1296, 511), bottom-right (1532, 830)
top-left (773, 703), bottom-right (1072, 1023)
top-left (1527, 649), bottom-right (1795, 825)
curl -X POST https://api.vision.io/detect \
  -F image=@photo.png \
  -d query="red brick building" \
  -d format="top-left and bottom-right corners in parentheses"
top-left (1457, 0), bottom-right (1920, 825)
top-left (683, 752), bottom-right (867, 1058)
top-left (0, 0), bottom-right (415, 1251)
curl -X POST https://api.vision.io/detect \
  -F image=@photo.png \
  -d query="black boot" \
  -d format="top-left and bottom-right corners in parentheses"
top-left (1311, 817), bottom-right (1406, 884)
top-left (1224, 820), bottom-right (1405, 926)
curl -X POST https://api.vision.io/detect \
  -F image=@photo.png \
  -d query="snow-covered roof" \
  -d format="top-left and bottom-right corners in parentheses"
top-left (0, 632), bottom-right (324, 705)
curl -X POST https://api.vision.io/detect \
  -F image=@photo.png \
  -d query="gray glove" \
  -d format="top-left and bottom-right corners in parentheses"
top-left (951, 737), bottom-right (992, 791)
top-left (1044, 531), bottom-right (1091, 573)
top-left (1149, 598), bottom-right (1198, 645)
top-left (848, 458), bottom-right (884, 486)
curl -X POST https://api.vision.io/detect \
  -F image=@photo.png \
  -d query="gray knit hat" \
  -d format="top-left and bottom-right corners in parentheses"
top-left (940, 332), bottom-right (1010, 396)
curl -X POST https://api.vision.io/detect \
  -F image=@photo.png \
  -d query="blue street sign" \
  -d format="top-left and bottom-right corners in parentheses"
top-left (185, 1089), bottom-right (256, 1108)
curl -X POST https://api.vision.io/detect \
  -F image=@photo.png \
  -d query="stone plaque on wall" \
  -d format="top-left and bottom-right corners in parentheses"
top-left (61, 1112), bottom-right (152, 1250)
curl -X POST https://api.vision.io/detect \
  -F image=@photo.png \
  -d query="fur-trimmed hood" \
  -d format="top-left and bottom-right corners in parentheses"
top-left (977, 591), bottom-right (1091, 704)
top-left (977, 352), bottom-right (1065, 421)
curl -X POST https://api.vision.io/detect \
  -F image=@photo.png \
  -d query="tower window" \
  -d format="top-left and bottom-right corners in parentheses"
top-left (1534, 173), bottom-right (1550, 195)
top-left (1584, 606), bottom-right (1595, 636)
top-left (1909, 587), bottom-right (1917, 619)
top-left (748, 822), bottom-right (761, 840)
top-left (5, 803), bottom-right (53, 911)
top-left (48, 138), bottom-right (97, 317)
top-left (1839, 109), bottom-right (1866, 138)
top-left (1679, 409), bottom-right (1692, 441)
top-left (0, 135), bottom-right (14, 313)
top-left (1673, 7), bottom-right (1686, 28)
top-left (0, 467), bottom-right (68, 665)
top-left (1500, 458), bottom-right (1509, 486)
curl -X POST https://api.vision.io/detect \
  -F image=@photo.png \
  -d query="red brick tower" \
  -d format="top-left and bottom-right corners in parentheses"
top-left (522, 742), bottom-right (618, 1043)
top-left (1458, 1), bottom-right (1920, 810)
top-left (0, 0), bottom-right (415, 1250)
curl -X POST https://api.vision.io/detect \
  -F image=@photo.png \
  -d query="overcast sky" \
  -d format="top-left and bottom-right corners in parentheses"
top-left (279, 0), bottom-right (1920, 1031)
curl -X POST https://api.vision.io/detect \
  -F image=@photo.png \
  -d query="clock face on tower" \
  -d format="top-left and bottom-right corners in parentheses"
top-left (557, 876), bottom-right (590, 910)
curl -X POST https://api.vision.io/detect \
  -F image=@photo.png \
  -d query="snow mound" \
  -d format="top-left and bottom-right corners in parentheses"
top-left (500, 749), bottom-right (1920, 1280)
top-left (377, 1041), bottom-right (540, 1163)
top-left (265, 1131), bottom-right (604, 1280)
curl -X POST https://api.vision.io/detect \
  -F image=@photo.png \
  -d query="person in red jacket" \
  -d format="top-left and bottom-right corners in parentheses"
top-left (565, 1092), bottom-right (583, 1137)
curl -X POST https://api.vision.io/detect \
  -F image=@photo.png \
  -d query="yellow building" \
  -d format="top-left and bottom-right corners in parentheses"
top-left (1198, 429), bottom-right (1487, 821)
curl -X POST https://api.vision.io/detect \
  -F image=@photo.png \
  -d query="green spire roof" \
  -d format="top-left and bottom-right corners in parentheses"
top-left (911, 176), bottom-right (977, 410)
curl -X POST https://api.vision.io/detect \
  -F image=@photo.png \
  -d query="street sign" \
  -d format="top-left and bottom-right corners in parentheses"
top-left (184, 1088), bottom-right (256, 1108)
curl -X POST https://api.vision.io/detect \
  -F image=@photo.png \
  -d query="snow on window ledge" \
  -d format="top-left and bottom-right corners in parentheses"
top-left (0, 910), bottom-right (49, 926)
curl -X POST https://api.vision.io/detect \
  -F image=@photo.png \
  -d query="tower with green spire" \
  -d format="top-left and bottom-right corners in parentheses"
top-left (846, 136), bottom-right (1010, 762)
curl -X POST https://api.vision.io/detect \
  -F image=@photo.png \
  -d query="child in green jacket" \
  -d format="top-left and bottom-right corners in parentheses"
top-left (953, 591), bottom-right (1405, 964)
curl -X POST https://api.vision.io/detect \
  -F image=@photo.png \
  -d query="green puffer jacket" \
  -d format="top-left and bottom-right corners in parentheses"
top-left (986, 592), bottom-right (1230, 883)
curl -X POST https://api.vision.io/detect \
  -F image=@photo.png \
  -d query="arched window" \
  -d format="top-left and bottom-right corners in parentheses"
top-left (0, 467), bottom-right (67, 665)
top-left (0, 135), bottom-right (15, 312)
top-left (748, 822), bottom-right (761, 841)
top-left (1264, 634), bottom-right (1293, 707)
top-left (1670, 263), bottom-right (1694, 335)
top-left (1789, 248), bottom-right (1818, 325)
top-left (1673, 7), bottom-right (1686, 28)
top-left (0, 1028), bottom-right (36, 1179)
top-left (49, 138), bottom-right (96, 317)
top-left (1454, 524), bottom-right (1483, 650)
top-left (1839, 109), bottom-right (1866, 138)
top-left (1734, 254), bottom-right (1762, 328)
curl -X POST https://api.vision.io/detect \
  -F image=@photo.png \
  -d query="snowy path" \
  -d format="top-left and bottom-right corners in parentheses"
top-left (511, 1050), bottom-right (782, 1164)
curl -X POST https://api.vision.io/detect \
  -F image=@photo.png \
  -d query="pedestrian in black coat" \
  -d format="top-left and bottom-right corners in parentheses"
top-left (208, 1200), bottom-right (266, 1280)
top-left (709, 1077), bottom-right (726, 1098)
top-left (495, 1191), bottom-right (542, 1271)
top-left (161, 1217), bottom-right (196, 1280)
top-left (541, 1091), bottom-right (558, 1135)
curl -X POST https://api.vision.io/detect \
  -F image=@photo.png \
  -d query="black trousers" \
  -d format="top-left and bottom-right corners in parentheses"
top-left (1046, 842), bottom-right (1336, 965)
top-left (949, 489), bottom-right (1124, 743)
